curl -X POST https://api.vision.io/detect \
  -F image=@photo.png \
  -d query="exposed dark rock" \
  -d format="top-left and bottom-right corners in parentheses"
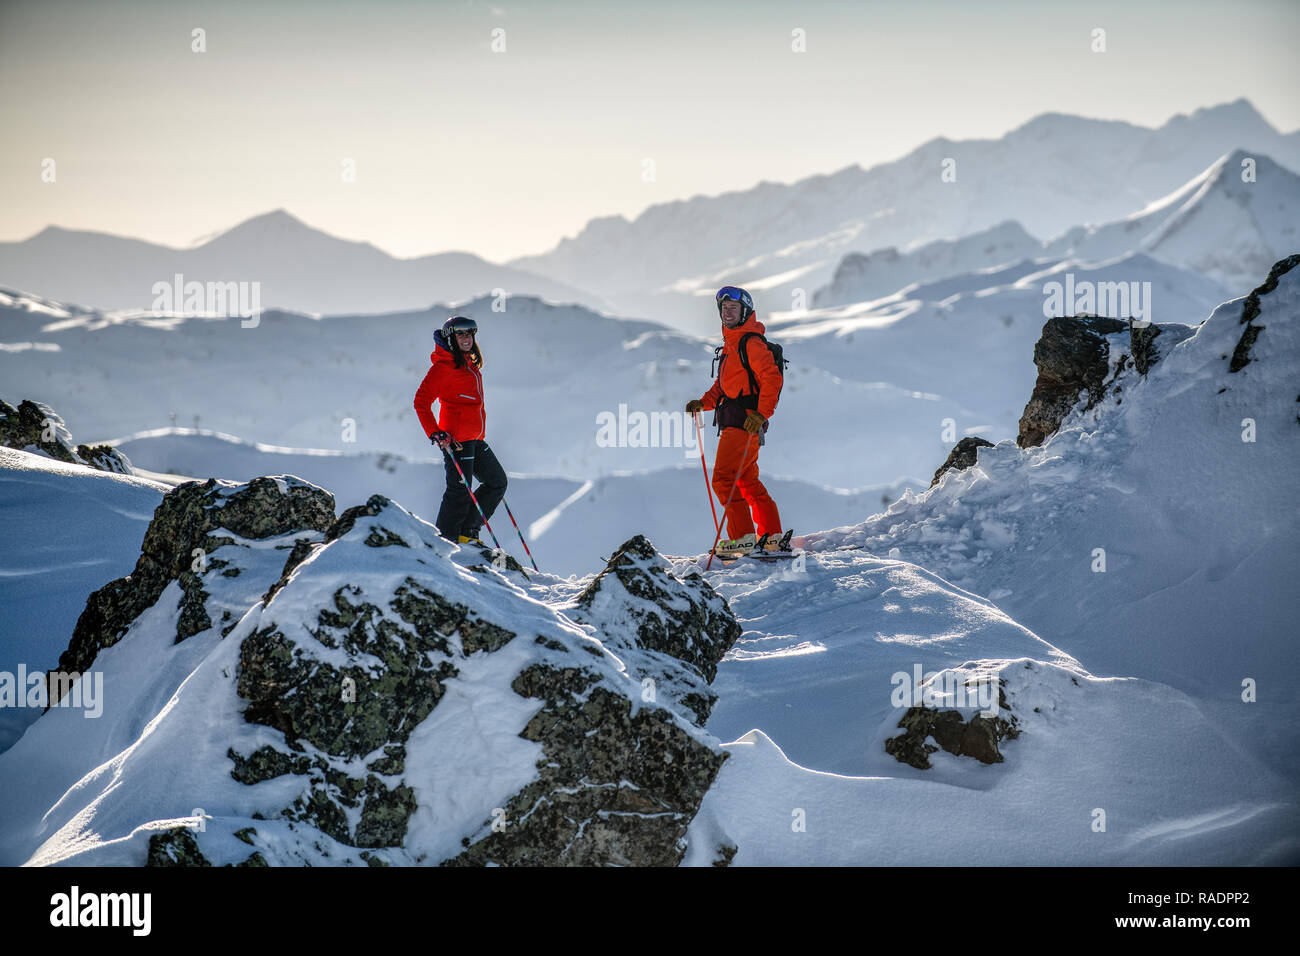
top-left (1131, 321), bottom-right (1195, 376)
top-left (232, 565), bottom-right (526, 849)
top-left (237, 583), bottom-right (467, 759)
top-left (388, 577), bottom-right (515, 655)
top-left (565, 535), bottom-right (742, 725)
top-left (227, 744), bottom-right (316, 785)
top-left (1130, 324), bottom-right (1161, 376)
top-left (55, 476), bottom-right (335, 699)
top-left (262, 536), bottom-right (320, 605)
top-left (1017, 316), bottom-right (1126, 448)
top-left (575, 535), bottom-right (741, 684)
top-left (439, 538), bottom-right (742, 865)
top-left (353, 778), bottom-right (418, 848)
top-left (75, 443), bottom-right (133, 473)
top-left (278, 771), bottom-right (417, 850)
top-left (0, 398), bottom-right (133, 473)
top-left (175, 570), bottom-right (213, 641)
top-left (713, 843), bottom-right (739, 866)
top-left (885, 688), bottom-right (1020, 770)
top-left (146, 824), bottom-right (266, 866)
top-left (146, 827), bottom-right (212, 867)
top-left (1230, 254), bottom-right (1300, 373)
top-left (325, 495), bottom-right (391, 544)
top-left (467, 545), bottom-right (528, 574)
top-left (445, 664), bottom-right (727, 866)
top-left (931, 436), bottom-right (995, 487)
top-left (1017, 313), bottom-right (1199, 448)
top-left (367, 744), bottom-right (406, 776)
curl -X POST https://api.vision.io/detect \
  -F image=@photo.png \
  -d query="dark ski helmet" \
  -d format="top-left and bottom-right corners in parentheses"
top-left (441, 315), bottom-right (483, 369)
top-left (716, 286), bottom-right (754, 323)
top-left (442, 315), bottom-right (478, 337)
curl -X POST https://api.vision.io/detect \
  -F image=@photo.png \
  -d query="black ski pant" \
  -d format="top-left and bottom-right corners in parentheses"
top-left (436, 439), bottom-right (508, 541)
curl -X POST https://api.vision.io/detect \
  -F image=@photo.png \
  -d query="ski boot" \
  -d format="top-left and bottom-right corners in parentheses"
top-left (768, 529), bottom-right (795, 552)
top-left (743, 530), bottom-right (794, 558)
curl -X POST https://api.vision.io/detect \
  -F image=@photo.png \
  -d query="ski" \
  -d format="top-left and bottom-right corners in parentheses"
top-left (711, 549), bottom-right (801, 564)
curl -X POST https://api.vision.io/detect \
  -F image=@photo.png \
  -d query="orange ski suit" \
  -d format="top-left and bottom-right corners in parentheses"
top-left (697, 318), bottom-right (783, 539)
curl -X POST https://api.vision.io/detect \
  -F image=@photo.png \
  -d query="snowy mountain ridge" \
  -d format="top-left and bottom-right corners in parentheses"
top-left (0, 209), bottom-right (613, 318)
top-left (511, 101), bottom-right (1300, 324)
top-left (2, 257), bottom-right (1297, 865)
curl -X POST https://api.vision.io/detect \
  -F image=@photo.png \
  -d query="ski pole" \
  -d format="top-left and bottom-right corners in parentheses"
top-left (499, 496), bottom-right (540, 572)
top-left (694, 411), bottom-right (720, 538)
top-left (440, 444), bottom-right (505, 553)
top-left (706, 430), bottom-right (756, 571)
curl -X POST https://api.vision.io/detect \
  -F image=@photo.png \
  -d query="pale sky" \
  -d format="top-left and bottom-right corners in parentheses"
top-left (1, 0), bottom-right (1297, 262)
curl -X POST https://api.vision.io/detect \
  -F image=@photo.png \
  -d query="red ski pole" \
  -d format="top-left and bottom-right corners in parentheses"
top-left (694, 411), bottom-right (720, 538)
top-left (706, 430), bottom-right (756, 571)
top-left (499, 496), bottom-right (540, 572)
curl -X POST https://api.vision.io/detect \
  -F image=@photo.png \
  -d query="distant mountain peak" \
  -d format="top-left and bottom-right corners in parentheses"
top-left (1164, 98), bottom-right (1273, 133)
top-left (1191, 97), bottom-right (1263, 120)
top-left (1189, 147), bottom-right (1285, 193)
top-left (243, 208), bottom-right (305, 228)
top-left (193, 208), bottom-right (315, 247)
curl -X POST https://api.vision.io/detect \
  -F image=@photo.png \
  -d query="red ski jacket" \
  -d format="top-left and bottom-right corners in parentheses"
top-left (413, 330), bottom-right (486, 442)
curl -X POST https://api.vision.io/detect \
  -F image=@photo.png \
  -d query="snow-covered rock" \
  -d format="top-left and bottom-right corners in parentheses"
top-left (0, 398), bottom-right (134, 475)
top-left (0, 475), bottom-right (743, 866)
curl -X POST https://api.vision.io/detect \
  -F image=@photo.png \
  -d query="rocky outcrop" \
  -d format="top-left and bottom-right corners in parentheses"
top-left (569, 534), bottom-right (742, 723)
top-left (435, 535), bottom-right (741, 866)
top-left (229, 519), bottom-right (739, 866)
top-left (1229, 253), bottom-right (1300, 373)
top-left (575, 535), bottom-right (741, 684)
top-left (146, 827), bottom-right (265, 867)
top-left (445, 661), bottom-right (727, 866)
top-left (47, 469), bottom-right (740, 866)
top-left (931, 436), bottom-right (995, 487)
top-left (1016, 256), bottom-right (1300, 448)
top-left (146, 827), bottom-right (212, 867)
top-left (1017, 316), bottom-right (1195, 448)
top-left (884, 685), bottom-right (1020, 770)
top-left (0, 398), bottom-right (133, 474)
top-left (56, 476), bottom-right (335, 695)
top-left (1017, 316), bottom-right (1126, 448)
top-left (229, 564), bottom-right (492, 851)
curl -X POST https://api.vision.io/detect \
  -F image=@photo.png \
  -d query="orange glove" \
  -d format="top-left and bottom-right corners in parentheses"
top-left (743, 411), bottom-right (766, 434)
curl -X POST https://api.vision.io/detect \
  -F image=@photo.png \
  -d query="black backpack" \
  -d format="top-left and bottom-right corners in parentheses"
top-left (712, 331), bottom-right (788, 397)
top-left (711, 332), bottom-right (788, 443)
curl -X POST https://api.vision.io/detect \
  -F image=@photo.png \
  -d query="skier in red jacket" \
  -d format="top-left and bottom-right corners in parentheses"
top-left (686, 286), bottom-right (790, 554)
top-left (413, 315), bottom-right (507, 544)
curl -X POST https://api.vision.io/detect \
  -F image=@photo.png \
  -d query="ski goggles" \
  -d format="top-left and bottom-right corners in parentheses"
top-left (715, 286), bottom-right (753, 312)
top-left (445, 316), bottom-right (478, 335)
